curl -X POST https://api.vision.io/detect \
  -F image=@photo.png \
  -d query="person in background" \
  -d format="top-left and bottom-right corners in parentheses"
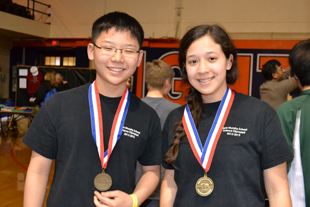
top-left (27, 66), bottom-right (43, 105)
top-left (142, 60), bottom-right (180, 129)
top-left (23, 11), bottom-right (162, 207)
top-left (277, 39), bottom-right (310, 207)
top-left (55, 73), bottom-right (70, 91)
top-left (34, 70), bottom-right (57, 106)
top-left (259, 59), bottom-right (297, 110)
top-left (136, 59), bottom-right (180, 207)
top-left (160, 24), bottom-right (293, 207)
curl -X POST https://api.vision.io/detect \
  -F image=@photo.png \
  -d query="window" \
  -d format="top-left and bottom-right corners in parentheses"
top-left (45, 56), bottom-right (61, 66)
top-left (45, 56), bottom-right (76, 66)
top-left (63, 57), bottom-right (76, 66)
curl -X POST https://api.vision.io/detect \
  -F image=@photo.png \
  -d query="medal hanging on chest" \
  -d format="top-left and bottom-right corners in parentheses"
top-left (182, 86), bottom-right (234, 196)
top-left (89, 81), bottom-right (130, 191)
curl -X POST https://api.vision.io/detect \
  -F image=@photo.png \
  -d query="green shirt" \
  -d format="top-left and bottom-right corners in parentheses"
top-left (277, 89), bottom-right (310, 207)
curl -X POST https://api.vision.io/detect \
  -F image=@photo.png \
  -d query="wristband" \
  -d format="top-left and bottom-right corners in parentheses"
top-left (130, 194), bottom-right (138, 207)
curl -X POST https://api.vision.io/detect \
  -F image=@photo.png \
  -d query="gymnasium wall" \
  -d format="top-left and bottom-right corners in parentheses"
top-left (12, 38), bottom-right (302, 106)
top-left (12, 0), bottom-right (310, 40)
top-left (4, 0), bottom-right (309, 101)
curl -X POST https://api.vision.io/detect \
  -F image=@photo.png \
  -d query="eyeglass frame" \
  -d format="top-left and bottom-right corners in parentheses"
top-left (92, 43), bottom-right (140, 56)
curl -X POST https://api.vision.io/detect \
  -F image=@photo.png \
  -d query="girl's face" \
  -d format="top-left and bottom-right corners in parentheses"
top-left (185, 35), bottom-right (233, 103)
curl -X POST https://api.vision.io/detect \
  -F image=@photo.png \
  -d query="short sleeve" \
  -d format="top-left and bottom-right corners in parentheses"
top-left (22, 98), bottom-right (58, 159)
top-left (162, 119), bottom-right (174, 169)
top-left (137, 112), bottom-right (162, 166)
top-left (261, 106), bottom-right (293, 169)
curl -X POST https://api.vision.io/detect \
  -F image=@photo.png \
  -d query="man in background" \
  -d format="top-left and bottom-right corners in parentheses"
top-left (55, 73), bottom-right (70, 91)
top-left (259, 59), bottom-right (297, 110)
top-left (277, 39), bottom-right (310, 207)
top-left (136, 60), bottom-right (180, 207)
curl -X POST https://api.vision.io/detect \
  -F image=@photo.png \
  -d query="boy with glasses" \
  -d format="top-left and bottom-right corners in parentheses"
top-left (23, 12), bottom-right (162, 207)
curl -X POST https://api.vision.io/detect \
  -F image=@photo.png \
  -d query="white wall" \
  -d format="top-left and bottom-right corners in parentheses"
top-left (0, 11), bottom-right (50, 38)
top-left (12, 0), bottom-right (310, 39)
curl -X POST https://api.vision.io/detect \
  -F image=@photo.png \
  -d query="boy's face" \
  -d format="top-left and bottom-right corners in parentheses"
top-left (88, 28), bottom-right (143, 91)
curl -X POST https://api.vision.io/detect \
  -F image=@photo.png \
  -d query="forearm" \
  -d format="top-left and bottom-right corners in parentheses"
top-left (24, 171), bottom-right (50, 207)
top-left (268, 190), bottom-right (292, 207)
top-left (264, 162), bottom-right (292, 207)
top-left (160, 169), bottom-right (177, 207)
top-left (24, 151), bottom-right (53, 207)
top-left (133, 165), bottom-right (161, 206)
top-left (283, 67), bottom-right (292, 79)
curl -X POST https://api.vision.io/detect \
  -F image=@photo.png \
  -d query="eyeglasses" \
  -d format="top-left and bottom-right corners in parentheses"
top-left (93, 43), bottom-right (140, 57)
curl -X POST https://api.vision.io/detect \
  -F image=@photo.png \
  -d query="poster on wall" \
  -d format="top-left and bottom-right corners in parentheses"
top-left (19, 78), bottom-right (27, 89)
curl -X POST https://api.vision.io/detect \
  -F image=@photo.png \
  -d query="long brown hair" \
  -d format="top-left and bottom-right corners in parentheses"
top-left (164, 25), bottom-right (239, 168)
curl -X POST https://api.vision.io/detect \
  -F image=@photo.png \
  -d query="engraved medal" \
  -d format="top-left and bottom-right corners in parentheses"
top-left (183, 86), bottom-right (234, 196)
top-left (94, 169), bottom-right (112, 191)
top-left (195, 172), bottom-right (214, 197)
top-left (89, 81), bottom-right (130, 191)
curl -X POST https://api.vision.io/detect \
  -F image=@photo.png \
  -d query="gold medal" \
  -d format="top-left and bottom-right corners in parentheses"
top-left (195, 172), bottom-right (214, 196)
top-left (94, 169), bottom-right (112, 191)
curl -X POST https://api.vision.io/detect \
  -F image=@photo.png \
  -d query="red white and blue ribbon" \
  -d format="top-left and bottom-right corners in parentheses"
top-left (88, 80), bottom-right (130, 169)
top-left (182, 86), bottom-right (234, 172)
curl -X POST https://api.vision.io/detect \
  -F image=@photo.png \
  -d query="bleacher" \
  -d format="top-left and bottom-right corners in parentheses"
top-left (0, 0), bottom-right (32, 19)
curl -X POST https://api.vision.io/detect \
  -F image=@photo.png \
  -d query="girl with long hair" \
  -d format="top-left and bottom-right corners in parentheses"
top-left (160, 25), bottom-right (293, 207)
top-left (35, 70), bottom-right (58, 106)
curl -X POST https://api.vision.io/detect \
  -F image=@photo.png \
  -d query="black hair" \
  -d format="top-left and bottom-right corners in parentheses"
top-left (164, 25), bottom-right (239, 168)
top-left (290, 39), bottom-right (310, 87)
top-left (261, 59), bottom-right (281, 81)
top-left (91, 11), bottom-right (144, 48)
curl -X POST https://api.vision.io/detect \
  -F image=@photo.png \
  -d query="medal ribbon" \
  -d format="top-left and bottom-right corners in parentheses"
top-left (89, 80), bottom-right (130, 169)
top-left (182, 86), bottom-right (234, 172)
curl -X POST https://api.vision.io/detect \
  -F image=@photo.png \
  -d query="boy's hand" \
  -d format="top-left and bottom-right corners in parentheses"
top-left (94, 190), bottom-right (133, 207)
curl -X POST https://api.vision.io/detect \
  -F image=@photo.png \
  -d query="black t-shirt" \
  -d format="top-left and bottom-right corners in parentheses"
top-left (35, 80), bottom-right (53, 105)
top-left (23, 83), bottom-right (162, 207)
top-left (57, 82), bottom-right (70, 92)
top-left (162, 92), bottom-right (293, 207)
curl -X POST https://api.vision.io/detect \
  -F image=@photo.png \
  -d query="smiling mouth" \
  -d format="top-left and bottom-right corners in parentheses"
top-left (108, 67), bottom-right (125, 72)
top-left (198, 76), bottom-right (215, 83)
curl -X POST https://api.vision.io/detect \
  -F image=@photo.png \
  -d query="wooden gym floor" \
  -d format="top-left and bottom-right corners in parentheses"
top-left (0, 127), bottom-right (54, 207)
